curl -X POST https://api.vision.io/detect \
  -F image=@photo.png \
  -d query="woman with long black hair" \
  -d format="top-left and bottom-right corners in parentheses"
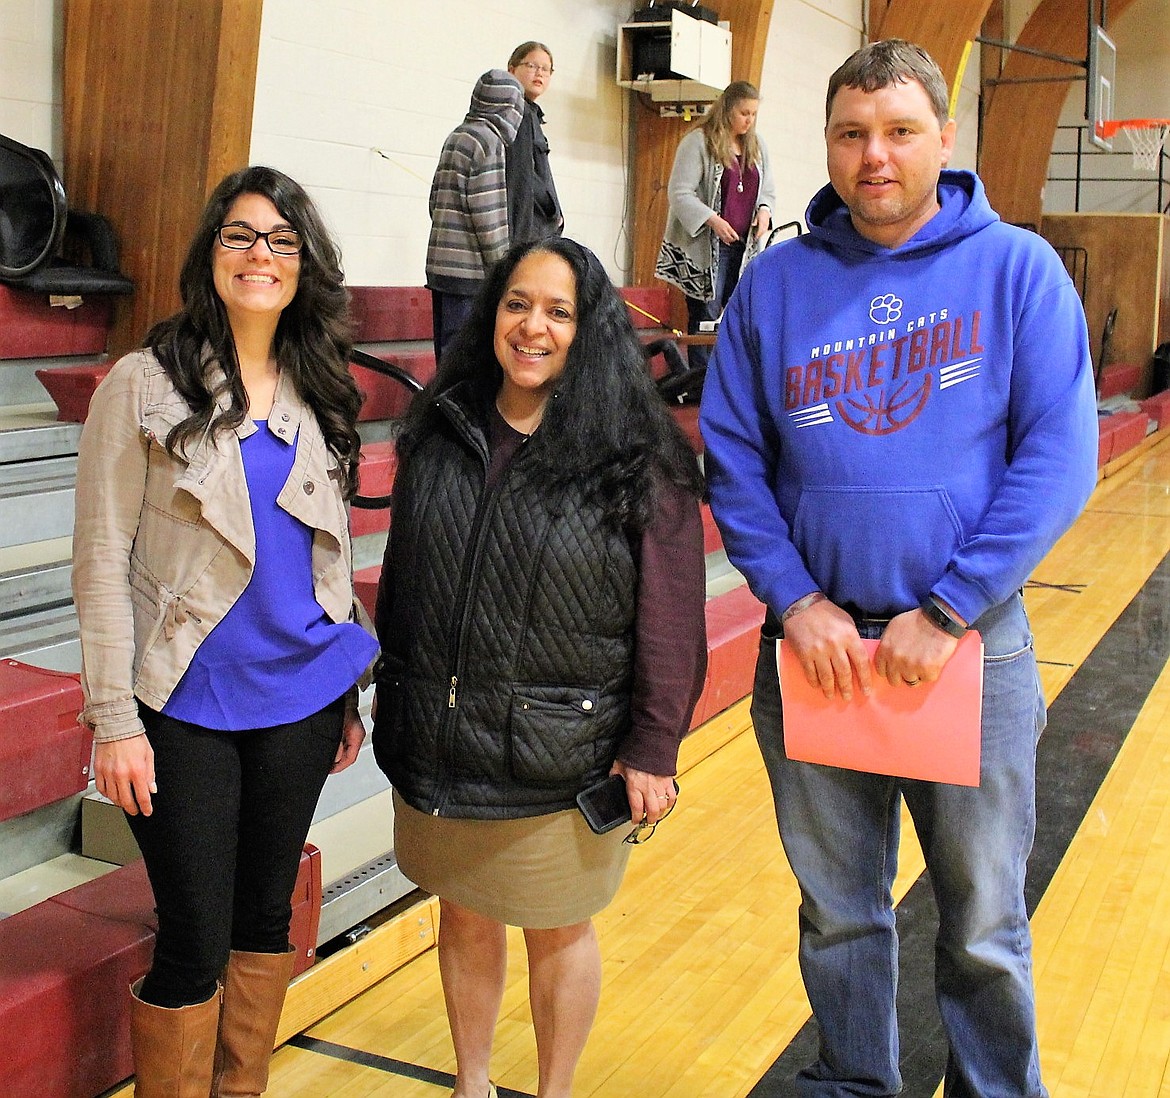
top-left (373, 237), bottom-right (707, 1098)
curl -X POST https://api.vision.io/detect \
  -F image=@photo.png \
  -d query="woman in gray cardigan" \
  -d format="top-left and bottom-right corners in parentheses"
top-left (655, 81), bottom-right (776, 373)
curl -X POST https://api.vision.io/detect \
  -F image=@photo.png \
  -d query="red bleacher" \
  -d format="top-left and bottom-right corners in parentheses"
top-left (0, 660), bottom-right (90, 823)
top-left (1097, 410), bottom-right (1149, 467)
top-left (1095, 358), bottom-right (1170, 468)
top-left (33, 363), bottom-right (111, 423)
top-left (347, 286), bottom-right (437, 422)
top-left (0, 846), bottom-right (320, 1098)
top-left (700, 501), bottom-right (722, 555)
top-left (0, 284), bottom-right (114, 361)
top-left (0, 281), bottom-right (116, 422)
top-left (348, 285), bottom-right (432, 342)
top-left (692, 583), bottom-right (766, 727)
top-left (352, 441), bottom-right (398, 537)
top-left (1, 884), bottom-right (153, 1096)
top-left (621, 286), bottom-right (672, 330)
top-left (1098, 361), bottom-right (1144, 400)
top-left (1141, 389), bottom-right (1170, 432)
top-left (671, 403), bottom-right (703, 454)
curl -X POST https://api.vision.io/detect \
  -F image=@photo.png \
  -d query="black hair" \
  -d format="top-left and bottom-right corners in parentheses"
top-left (399, 237), bottom-right (704, 531)
top-left (145, 165), bottom-right (363, 497)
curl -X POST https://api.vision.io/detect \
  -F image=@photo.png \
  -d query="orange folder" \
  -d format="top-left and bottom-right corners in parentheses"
top-left (777, 631), bottom-right (984, 786)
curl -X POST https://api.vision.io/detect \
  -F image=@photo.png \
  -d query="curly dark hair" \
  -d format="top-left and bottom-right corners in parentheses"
top-left (144, 165), bottom-right (363, 497)
top-left (399, 237), bottom-right (705, 531)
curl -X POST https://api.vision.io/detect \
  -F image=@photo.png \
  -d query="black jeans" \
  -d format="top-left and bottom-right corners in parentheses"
top-left (128, 697), bottom-right (344, 1007)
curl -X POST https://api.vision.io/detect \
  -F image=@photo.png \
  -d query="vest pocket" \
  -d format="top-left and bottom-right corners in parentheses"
top-left (509, 684), bottom-right (600, 784)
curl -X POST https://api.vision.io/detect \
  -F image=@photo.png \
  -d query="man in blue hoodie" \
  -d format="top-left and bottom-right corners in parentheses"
top-left (700, 40), bottom-right (1097, 1096)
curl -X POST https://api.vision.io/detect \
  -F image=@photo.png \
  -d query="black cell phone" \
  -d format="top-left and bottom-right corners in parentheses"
top-left (575, 775), bottom-right (680, 835)
top-left (576, 775), bottom-right (632, 834)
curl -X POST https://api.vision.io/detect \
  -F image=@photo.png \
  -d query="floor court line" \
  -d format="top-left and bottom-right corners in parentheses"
top-left (749, 550), bottom-right (1170, 1097)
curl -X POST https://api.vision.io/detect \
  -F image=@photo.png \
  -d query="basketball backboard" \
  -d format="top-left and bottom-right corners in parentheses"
top-left (1087, 24), bottom-right (1116, 151)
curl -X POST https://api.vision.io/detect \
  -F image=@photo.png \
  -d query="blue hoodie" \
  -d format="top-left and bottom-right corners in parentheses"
top-left (700, 170), bottom-right (1098, 626)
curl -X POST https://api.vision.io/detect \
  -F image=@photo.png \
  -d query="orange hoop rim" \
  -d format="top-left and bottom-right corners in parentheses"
top-left (1095, 117), bottom-right (1170, 139)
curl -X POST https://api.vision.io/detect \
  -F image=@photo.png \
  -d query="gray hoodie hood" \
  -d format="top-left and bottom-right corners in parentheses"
top-left (466, 69), bottom-right (525, 145)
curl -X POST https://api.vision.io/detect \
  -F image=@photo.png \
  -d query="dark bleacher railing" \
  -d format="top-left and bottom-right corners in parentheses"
top-left (348, 347), bottom-right (424, 511)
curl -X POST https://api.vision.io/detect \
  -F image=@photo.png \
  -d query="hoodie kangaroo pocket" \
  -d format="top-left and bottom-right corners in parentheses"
top-left (791, 485), bottom-right (964, 610)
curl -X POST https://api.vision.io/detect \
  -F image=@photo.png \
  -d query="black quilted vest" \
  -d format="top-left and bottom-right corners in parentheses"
top-left (372, 392), bottom-right (637, 819)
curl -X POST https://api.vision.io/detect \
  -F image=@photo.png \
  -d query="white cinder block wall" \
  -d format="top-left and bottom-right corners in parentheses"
top-left (0, 0), bottom-right (1025, 295)
top-left (0, 0), bottom-right (61, 160)
top-left (250, 0), bottom-right (878, 286)
top-left (250, 0), bottom-right (642, 285)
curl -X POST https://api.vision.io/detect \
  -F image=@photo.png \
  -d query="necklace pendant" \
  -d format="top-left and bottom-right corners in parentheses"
top-left (736, 179), bottom-right (744, 193)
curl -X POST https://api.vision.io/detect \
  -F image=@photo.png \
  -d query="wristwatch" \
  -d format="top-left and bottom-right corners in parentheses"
top-left (919, 595), bottom-right (967, 638)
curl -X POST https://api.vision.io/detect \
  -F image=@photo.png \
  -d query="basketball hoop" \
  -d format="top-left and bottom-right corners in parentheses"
top-left (1095, 118), bottom-right (1170, 171)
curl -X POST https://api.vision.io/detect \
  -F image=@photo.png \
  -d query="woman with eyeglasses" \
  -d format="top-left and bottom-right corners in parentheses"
top-left (72, 165), bottom-right (377, 1096)
top-left (656, 80), bottom-right (776, 376)
top-left (506, 40), bottom-right (564, 246)
top-left (372, 237), bottom-right (707, 1098)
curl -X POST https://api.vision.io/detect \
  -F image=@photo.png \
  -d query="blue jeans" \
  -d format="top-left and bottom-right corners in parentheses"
top-left (684, 239), bottom-right (745, 373)
top-left (751, 593), bottom-right (1048, 1096)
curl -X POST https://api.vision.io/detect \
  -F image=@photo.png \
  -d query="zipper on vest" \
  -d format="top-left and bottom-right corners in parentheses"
top-left (431, 417), bottom-right (507, 816)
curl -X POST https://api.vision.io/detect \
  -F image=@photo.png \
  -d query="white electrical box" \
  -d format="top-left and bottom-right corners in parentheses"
top-left (617, 10), bottom-right (731, 105)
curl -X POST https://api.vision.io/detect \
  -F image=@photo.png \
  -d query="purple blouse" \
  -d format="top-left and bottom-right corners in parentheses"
top-left (720, 156), bottom-right (761, 239)
top-left (164, 421), bottom-right (378, 730)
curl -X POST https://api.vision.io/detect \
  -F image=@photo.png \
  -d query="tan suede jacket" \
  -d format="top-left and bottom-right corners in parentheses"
top-left (72, 349), bottom-right (367, 743)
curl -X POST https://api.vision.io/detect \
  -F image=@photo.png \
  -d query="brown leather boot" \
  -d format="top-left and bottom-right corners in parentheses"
top-left (210, 948), bottom-right (297, 1096)
top-left (130, 980), bottom-right (221, 1097)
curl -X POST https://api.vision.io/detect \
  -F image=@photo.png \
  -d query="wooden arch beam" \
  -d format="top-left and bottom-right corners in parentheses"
top-left (628, 1), bottom-right (772, 287)
top-left (980, 0), bottom-right (1139, 227)
top-left (63, 0), bottom-right (263, 356)
top-left (870, 0), bottom-right (993, 88)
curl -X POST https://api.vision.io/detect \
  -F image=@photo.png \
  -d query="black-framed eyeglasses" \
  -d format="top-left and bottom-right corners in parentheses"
top-left (215, 223), bottom-right (302, 256)
top-left (624, 798), bottom-right (675, 845)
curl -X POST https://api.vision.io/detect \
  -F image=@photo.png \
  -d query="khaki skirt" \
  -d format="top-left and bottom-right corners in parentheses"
top-left (392, 789), bottom-right (631, 928)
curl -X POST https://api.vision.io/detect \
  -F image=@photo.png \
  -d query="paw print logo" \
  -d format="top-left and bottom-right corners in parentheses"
top-left (869, 293), bottom-right (903, 325)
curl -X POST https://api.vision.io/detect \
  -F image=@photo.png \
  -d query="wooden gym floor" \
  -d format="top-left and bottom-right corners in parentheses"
top-left (112, 432), bottom-right (1170, 1097)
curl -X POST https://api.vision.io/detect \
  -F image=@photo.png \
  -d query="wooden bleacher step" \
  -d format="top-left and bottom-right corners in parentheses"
top-left (0, 419), bottom-right (82, 465)
top-left (0, 453), bottom-right (76, 548)
top-left (0, 554), bottom-right (72, 618)
top-left (0, 540), bottom-right (77, 671)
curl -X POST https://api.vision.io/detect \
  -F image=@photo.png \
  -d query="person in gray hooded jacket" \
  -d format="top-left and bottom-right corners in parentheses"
top-left (426, 69), bottom-right (525, 361)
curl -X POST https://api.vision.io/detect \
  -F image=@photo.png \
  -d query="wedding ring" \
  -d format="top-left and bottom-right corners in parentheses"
top-left (658, 794), bottom-right (670, 800)
top-left (903, 677), bottom-right (921, 686)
